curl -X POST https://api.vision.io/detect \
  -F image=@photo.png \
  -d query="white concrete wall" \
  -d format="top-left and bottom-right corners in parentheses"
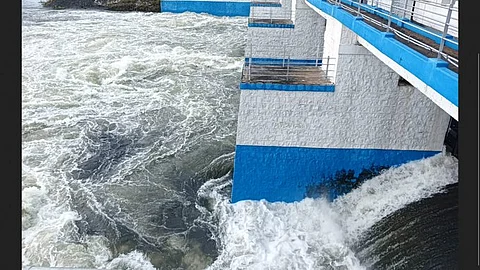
top-left (247, 0), bottom-right (326, 60)
top-left (246, 28), bottom-right (294, 59)
top-left (283, 0), bottom-right (297, 23)
top-left (250, 0), bottom-right (293, 20)
top-left (321, 18), bottom-right (357, 83)
top-left (237, 21), bottom-right (450, 151)
top-left (289, 0), bottom-right (326, 59)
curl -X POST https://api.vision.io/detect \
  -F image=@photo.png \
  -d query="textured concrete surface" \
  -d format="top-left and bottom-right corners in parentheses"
top-left (250, 0), bottom-right (291, 19)
top-left (247, 0), bottom-right (326, 60)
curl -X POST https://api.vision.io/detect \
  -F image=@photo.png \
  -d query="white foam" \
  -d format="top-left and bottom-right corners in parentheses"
top-left (22, 205), bottom-right (112, 268)
top-left (22, 185), bottom-right (47, 230)
top-left (207, 153), bottom-right (458, 270)
top-left (332, 153), bottom-right (458, 244)
top-left (104, 251), bottom-right (157, 270)
top-left (208, 198), bottom-right (364, 270)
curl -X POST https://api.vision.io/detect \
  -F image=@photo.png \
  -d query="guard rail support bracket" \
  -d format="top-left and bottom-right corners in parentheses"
top-left (428, 58), bottom-right (449, 68)
top-left (396, 18), bottom-right (409, 27)
top-left (382, 32), bottom-right (395, 38)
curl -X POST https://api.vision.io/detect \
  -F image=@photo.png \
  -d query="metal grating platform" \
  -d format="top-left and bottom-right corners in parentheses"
top-left (242, 64), bottom-right (333, 85)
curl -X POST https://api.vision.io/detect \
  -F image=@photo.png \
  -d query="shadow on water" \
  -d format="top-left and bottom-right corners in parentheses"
top-left (353, 183), bottom-right (458, 270)
top-left (306, 165), bottom-right (390, 201)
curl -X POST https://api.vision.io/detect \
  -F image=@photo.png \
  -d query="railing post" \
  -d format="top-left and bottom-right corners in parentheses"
top-left (402, 0), bottom-right (408, 19)
top-left (270, 6), bottom-right (273, 23)
top-left (248, 41), bottom-right (252, 80)
top-left (386, 0), bottom-right (394, 32)
top-left (357, 0), bottom-right (361, 15)
top-left (286, 55), bottom-right (290, 81)
top-left (325, 56), bottom-right (330, 80)
top-left (437, 0), bottom-right (456, 59)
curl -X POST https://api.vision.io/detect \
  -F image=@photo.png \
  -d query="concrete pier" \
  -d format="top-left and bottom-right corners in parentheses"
top-left (232, 0), bottom-right (452, 203)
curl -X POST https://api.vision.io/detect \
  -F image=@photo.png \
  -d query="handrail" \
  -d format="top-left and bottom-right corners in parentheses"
top-left (376, 1), bottom-right (458, 34)
top-left (339, 0), bottom-right (458, 45)
top-left (250, 7), bottom-right (313, 22)
top-left (243, 55), bottom-right (337, 83)
top-left (328, 0), bottom-right (458, 68)
top-left (411, 0), bottom-right (458, 10)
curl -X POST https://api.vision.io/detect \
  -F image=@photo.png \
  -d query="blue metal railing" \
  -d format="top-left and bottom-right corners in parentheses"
top-left (329, 0), bottom-right (458, 68)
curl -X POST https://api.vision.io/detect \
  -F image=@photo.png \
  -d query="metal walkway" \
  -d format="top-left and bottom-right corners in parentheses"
top-left (305, 0), bottom-right (458, 119)
top-left (331, 0), bottom-right (458, 71)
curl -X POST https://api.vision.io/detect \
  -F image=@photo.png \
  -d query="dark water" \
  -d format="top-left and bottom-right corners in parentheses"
top-left (355, 183), bottom-right (458, 269)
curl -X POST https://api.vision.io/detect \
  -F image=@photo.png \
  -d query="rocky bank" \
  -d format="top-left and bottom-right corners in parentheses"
top-left (42, 0), bottom-right (160, 12)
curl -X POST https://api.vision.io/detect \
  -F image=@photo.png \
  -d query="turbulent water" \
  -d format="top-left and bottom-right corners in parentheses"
top-left (22, 0), bottom-right (458, 269)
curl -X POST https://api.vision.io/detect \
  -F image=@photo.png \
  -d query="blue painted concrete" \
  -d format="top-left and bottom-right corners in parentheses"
top-left (251, 2), bottom-right (281, 7)
top-left (248, 22), bottom-right (295, 28)
top-left (161, 1), bottom-right (250, 16)
top-left (338, 0), bottom-right (458, 50)
top-left (240, 82), bottom-right (335, 91)
top-left (232, 145), bottom-right (439, 202)
top-left (307, 0), bottom-right (457, 107)
top-left (245, 57), bottom-right (322, 66)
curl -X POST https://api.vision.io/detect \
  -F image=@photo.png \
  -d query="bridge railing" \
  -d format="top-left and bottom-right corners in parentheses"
top-left (243, 44), bottom-right (336, 83)
top-left (329, 0), bottom-right (458, 69)
top-left (250, 7), bottom-right (313, 22)
top-left (250, 8), bottom-right (294, 21)
top-left (242, 59), bottom-right (337, 84)
top-left (368, 0), bottom-right (458, 37)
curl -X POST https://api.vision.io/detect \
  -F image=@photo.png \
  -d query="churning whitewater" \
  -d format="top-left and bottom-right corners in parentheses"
top-left (22, 0), bottom-right (458, 269)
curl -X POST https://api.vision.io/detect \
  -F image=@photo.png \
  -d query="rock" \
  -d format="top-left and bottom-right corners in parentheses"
top-left (42, 0), bottom-right (160, 12)
top-left (106, 0), bottom-right (159, 11)
top-left (42, 0), bottom-right (98, 9)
